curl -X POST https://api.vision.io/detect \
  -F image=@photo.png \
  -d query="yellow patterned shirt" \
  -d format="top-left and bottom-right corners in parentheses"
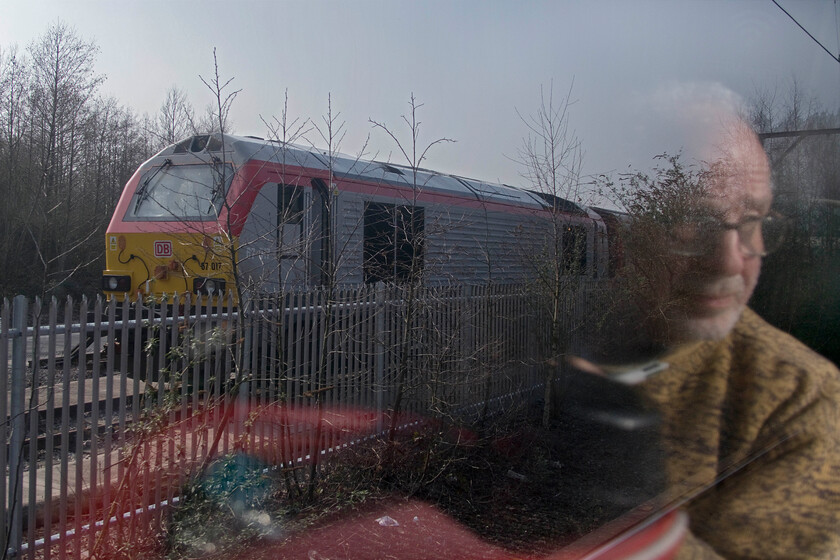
top-left (639, 308), bottom-right (840, 559)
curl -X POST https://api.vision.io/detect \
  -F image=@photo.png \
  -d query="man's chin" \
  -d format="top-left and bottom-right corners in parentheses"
top-left (668, 304), bottom-right (745, 344)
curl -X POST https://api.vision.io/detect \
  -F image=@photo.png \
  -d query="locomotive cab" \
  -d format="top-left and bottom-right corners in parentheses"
top-left (102, 135), bottom-right (240, 302)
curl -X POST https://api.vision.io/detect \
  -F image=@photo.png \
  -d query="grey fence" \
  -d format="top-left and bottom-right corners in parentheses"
top-left (1, 281), bottom-right (601, 559)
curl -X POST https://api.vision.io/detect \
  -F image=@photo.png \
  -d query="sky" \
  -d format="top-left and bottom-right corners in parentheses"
top-left (1, 0), bottom-right (839, 200)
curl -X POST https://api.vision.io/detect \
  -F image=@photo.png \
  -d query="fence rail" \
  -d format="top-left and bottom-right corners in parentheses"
top-left (1, 281), bottom-right (600, 559)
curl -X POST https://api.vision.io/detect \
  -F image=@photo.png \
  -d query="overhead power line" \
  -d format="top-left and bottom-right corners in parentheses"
top-left (772, 0), bottom-right (840, 64)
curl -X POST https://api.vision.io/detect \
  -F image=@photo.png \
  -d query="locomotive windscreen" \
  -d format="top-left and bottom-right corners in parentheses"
top-left (127, 161), bottom-right (233, 221)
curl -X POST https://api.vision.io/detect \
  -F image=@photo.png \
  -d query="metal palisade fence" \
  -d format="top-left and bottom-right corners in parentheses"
top-left (1, 281), bottom-right (601, 559)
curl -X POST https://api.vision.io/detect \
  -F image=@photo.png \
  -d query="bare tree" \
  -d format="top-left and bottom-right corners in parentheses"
top-left (27, 21), bottom-right (103, 294)
top-left (28, 21), bottom-right (103, 197)
top-left (200, 49), bottom-right (238, 138)
top-left (515, 81), bottom-right (590, 427)
top-left (0, 45), bottom-right (31, 295)
top-left (9, 21), bottom-right (148, 299)
top-left (369, 94), bottom-right (456, 443)
top-left (193, 48), bottom-right (243, 300)
top-left (149, 86), bottom-right (196, 150)
top-left (0, 22), bottom-right (149, 299)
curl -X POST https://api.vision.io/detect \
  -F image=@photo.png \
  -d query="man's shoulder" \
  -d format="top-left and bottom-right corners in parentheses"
top-left (731, 307), bottom-right (839, 380)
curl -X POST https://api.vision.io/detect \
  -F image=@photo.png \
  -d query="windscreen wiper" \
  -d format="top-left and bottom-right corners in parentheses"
top-left (134, 158), bottom-right (172, 212)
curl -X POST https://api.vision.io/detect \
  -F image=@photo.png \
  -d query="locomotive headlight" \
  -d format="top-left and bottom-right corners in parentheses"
top-left (193, 277), bottom-right (226, 296)
top-left (102, 275), bottom-right (132, 292)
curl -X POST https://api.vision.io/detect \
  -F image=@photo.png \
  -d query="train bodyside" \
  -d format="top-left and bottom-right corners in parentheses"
top-left (102, 134), bottom-right (608, 302)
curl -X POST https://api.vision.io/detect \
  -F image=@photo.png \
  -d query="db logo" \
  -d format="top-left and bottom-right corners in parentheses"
top-left (154, 241), bottom-right (173, 258)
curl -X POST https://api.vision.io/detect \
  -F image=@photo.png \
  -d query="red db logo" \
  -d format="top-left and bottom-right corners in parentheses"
top-left (154, 241), bottom-right (173, 258)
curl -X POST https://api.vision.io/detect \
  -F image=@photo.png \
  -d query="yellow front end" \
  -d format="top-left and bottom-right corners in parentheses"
top-left (101, 231), bottom-right (236, 303)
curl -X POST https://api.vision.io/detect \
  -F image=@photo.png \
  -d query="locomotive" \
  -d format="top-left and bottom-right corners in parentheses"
top-left (102, 133), bottom-right (613, 302)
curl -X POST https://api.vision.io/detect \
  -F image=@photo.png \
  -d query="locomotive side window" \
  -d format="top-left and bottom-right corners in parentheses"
top-left (277, 184), bottom-right (304, 258)
top-left (563, 225), bottom-right (588, 275)
top-left (364, 202), bottom-right (425, 283)
top-left (127, 162), bottom-right (233, 221)
top-left (395, 205), bottom-right (424, 280)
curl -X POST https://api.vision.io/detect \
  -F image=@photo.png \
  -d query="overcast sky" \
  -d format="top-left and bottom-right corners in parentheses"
top-left (2, 0), bottom-right (839, 197)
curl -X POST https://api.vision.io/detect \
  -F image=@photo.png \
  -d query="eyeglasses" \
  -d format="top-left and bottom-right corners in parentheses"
top-left (668, 211), bottom-right (787, 258)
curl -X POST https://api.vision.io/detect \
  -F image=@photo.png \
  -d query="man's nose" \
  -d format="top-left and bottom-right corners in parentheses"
top-left (702, 228), bottom-right (748, 275)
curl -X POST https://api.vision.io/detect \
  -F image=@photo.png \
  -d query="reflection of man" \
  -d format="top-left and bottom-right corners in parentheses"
top-left (651, 120), bottom-right (773, 344)
top-left (621, 98), bottom-right (840, 559)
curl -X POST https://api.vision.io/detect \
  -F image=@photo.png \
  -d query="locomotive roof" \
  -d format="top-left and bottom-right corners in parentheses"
top-left (163, 134), bottom-right (584, 213)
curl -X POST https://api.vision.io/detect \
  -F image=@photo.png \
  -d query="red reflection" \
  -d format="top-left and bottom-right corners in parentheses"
top-left (88, 403), bottom-right (685, 559)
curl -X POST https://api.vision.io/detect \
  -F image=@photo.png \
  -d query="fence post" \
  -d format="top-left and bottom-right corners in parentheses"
top-left (8, 295), bottom-right (27, 557)
top-left (374, 282), bottom-right (385, 433)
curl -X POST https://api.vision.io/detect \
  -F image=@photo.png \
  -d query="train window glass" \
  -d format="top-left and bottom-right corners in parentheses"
top-left (396, 205), bottom-right (425, 279)
top-left (379, 163), bottom-right (405, 175)
top-left (278, 185), bottom-right (304, 259)
top-left (279, 185), bottom-right (304, 225)
top-left (127, 163), bottom-right (233, 221)
top-left (364, 202), bottom-right (425, 283)
top-left (173, 138), bottom-right (191, 153)
top-left (206, 136), bottom-right (223, 152)
top-left (530, 190), bottom-right (590, 216)
top-left (563, 225), bottom-right (588, 274)
top-left (191, 135), bottom-right (209, 152)
top-left (365, 202), bottom-right (396, 283)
